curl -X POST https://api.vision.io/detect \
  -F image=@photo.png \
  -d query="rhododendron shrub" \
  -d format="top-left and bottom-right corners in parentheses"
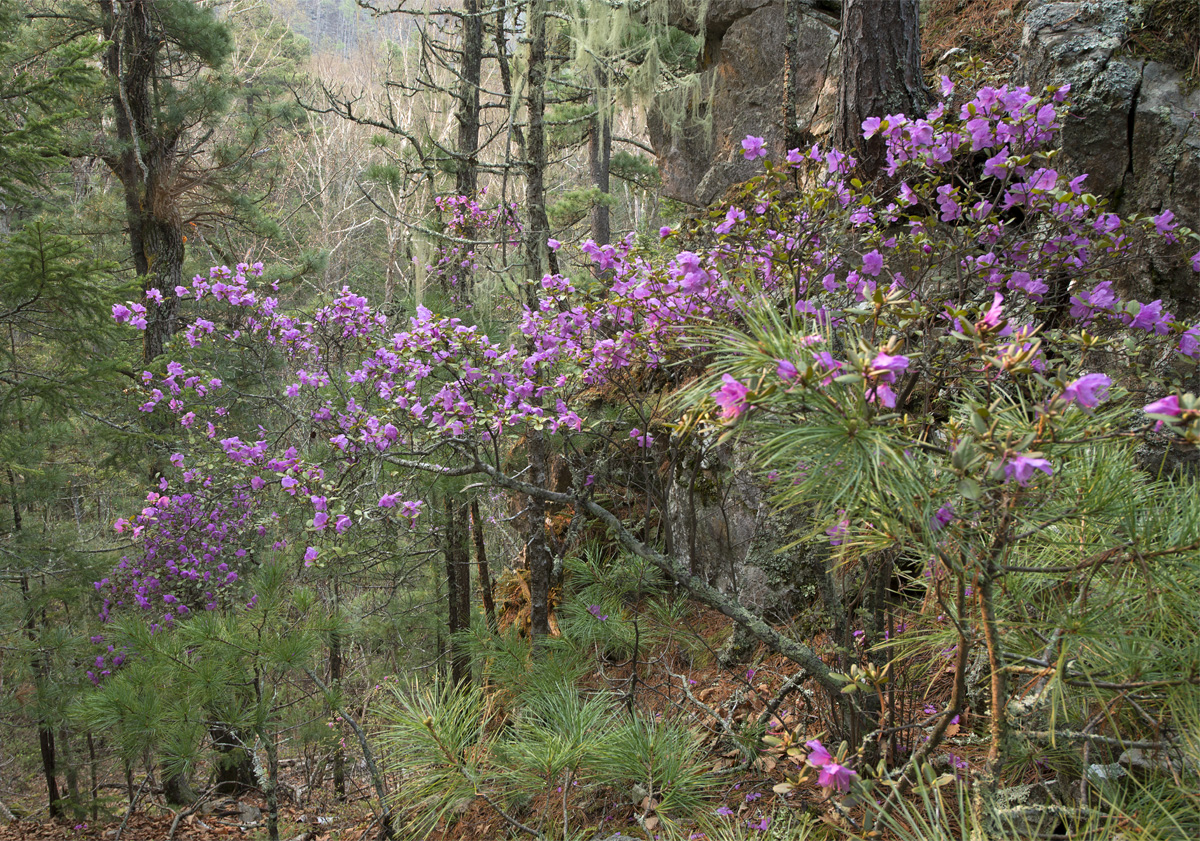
top-left (680, 75), bottom-right (1200, 813)
top-left (99, 74), bottom-right (1200, 823)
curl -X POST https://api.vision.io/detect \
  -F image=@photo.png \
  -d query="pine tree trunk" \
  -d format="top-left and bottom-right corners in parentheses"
top-left (99, 0), bottom-right (186, 365)
top-left (523, 0), bottom-right (557, 281)
top-left (38, 727), bottom-right (62, 819)
top-left (59, 729), bottom-right (83, 820)
top-left (470, 500), bottom-right (497, 633)
top-left (456, 0), bottom-right (482, 201)
top-left (330, 619), bottom-right (345, 801)
top-left (14, 474), bottom-right (62, 820)
top-left (525, 431), bottom-right (553, 640)
top-left (443, 498), bottom-right (472, 685)
top-left (589, 69), bottom-right (612, 246)
top-left (522, 0), bottom-right (556, 642)
top-left (833, 0), bottom-right (927, 178)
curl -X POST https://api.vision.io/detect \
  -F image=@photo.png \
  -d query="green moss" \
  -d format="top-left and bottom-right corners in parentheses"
top-left (1129, 0), bottom-right (1200, 90)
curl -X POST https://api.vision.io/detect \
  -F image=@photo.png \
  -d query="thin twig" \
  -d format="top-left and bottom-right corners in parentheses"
top-left (114, 775), bottom-right (149, 841)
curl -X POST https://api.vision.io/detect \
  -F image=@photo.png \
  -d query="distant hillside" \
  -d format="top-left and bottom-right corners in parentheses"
top-left (266, 0), bottom-right (408, 57)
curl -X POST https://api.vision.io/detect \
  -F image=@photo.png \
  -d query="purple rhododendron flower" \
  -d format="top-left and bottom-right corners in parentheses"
top-left (826, 514), bottom-right (849, 545)
top-left (1128, 299), bottom-right (1172, 335)
top-left (303, 546), bottom-right (318, 565)
top-left (931, 504), bottom-right (955, 532)
top-left (776, 358), bottom-right (798, 380)
top-left (861, 249), bottom-right (884, 277)
top-left (980, 292), bottom-right (1005, 329)
top-left (1004, 455), bottom-right (1053, 486)
top-left (714, 205), bottom-right (746, 235)
top-left (870, 352), bottom-right (910, 383)
top-left (1153, 209), bottom-right (1177, 238)
top-left (741, 135), bottom-right (767, 160)
top-left (713, 374), bottom-right (750, 420)
top-left (1180, 327), bottom-right (1200, 358)
top-left (818, 761), bottom-right (857, 792)
top-left (805, 739), bottom-right (832, 768)
top-left (1060, 373), bottom-right (1111, 409)
top-left (1145, 395), bottom-right (1181, 417)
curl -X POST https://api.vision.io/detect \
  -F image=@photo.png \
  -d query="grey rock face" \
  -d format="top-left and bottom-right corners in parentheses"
top-left (1017, 0), bottom-right (1200, 316)
top-left (666, 441), bottom-right (827, 634)
top-left (649, 2), bottom-right (838, 207)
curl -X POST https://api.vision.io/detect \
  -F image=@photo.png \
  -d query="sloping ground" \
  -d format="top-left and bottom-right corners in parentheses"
top-left (1, 603), bottom-right (993, 841)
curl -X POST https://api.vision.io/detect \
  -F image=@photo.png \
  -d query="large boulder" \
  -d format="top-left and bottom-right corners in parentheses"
top-left (1016, 0), bottom-right (1200, 315)
top-left (648, 1), bottom-right (839, 207)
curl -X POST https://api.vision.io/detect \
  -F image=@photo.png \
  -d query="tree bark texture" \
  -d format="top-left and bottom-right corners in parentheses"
top-left (523, 0), bottom-right (558, 282)
top-left (521, 0), bottom-right (556, 642)
top-left (833, 0), bottom-right (927, 178)
top-left (444, 498), bottom-right (473, 686)
top-left (470, 499), bottom-right (497, 633)
top-left (99, 0), bottom-right (186, 364)
top-left (588, 70), bottom-right (612, 246)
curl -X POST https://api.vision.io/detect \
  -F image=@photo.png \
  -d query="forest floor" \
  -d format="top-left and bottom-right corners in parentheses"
top-left (0, 607), bottom-right (1000, 841)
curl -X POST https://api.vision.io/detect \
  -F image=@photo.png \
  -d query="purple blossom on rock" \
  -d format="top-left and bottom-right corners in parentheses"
top-left (1144, 395), bottom-right (1181, 417)
top-left (1153, 209), bottom-right (1177, 238)
top-left (980, 292), bottom-right (1005, 329)
top-left (1060, 373), bottom-right (1111, 409)
top-left (714, 206), bottom-right (746, 235)
top-left (713, 374), bottom-right (750, 420)
top-left (826, 513), bottom-right (849, 545)
top-left (1128, 299), bottom-right (1172, 335)
top-left (1180, 326), bottom-right (1200, 358)
top-left (741, 135), bottom-right (767, 160)
top-left (861, 249), bottom-right (884, 277)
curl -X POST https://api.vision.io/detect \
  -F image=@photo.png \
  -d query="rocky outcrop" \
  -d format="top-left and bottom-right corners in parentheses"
top-left (1016, 0), bottom-right (1200, 316)
top-left (666, 441), bottom-right (827, 633)
top-left (649, 1), bottom-right (839, 207)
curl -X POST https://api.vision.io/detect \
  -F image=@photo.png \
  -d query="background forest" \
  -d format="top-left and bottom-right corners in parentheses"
top-left (2, 1), bottom-right (1200, 840)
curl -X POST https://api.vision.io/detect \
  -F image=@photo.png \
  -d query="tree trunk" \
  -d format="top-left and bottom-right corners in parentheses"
top-left (525, 431), bottom-right (554, 640)
top-left (521, 0), bottom-right (557, 642)
top-left (99, 0), bottom-right (186, 365)
top-left (523, 0), bottom-right (558, 281)
top-left (588, 69), bottom-right (612, 246)
top-left (444, 498), bottom-right (473, 685)
top-left (456, 0), bottom-right (482, 201)
top-left (38, 727), bottom-right (62, 819)
top-left (470, 500), bottom-right (497, 633)
top-left (210, 726), bottom-right (256, 795)
top-left (13, 472), bottom-right (62, 820)
top-left (330, 619), bottom-right (345, 801)
top-left (59, 729), bottom-right (83, 821)
top-left (833, 0), bottom-right (927, 179)
top-left (446, 0), bottom-right (484, 304)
